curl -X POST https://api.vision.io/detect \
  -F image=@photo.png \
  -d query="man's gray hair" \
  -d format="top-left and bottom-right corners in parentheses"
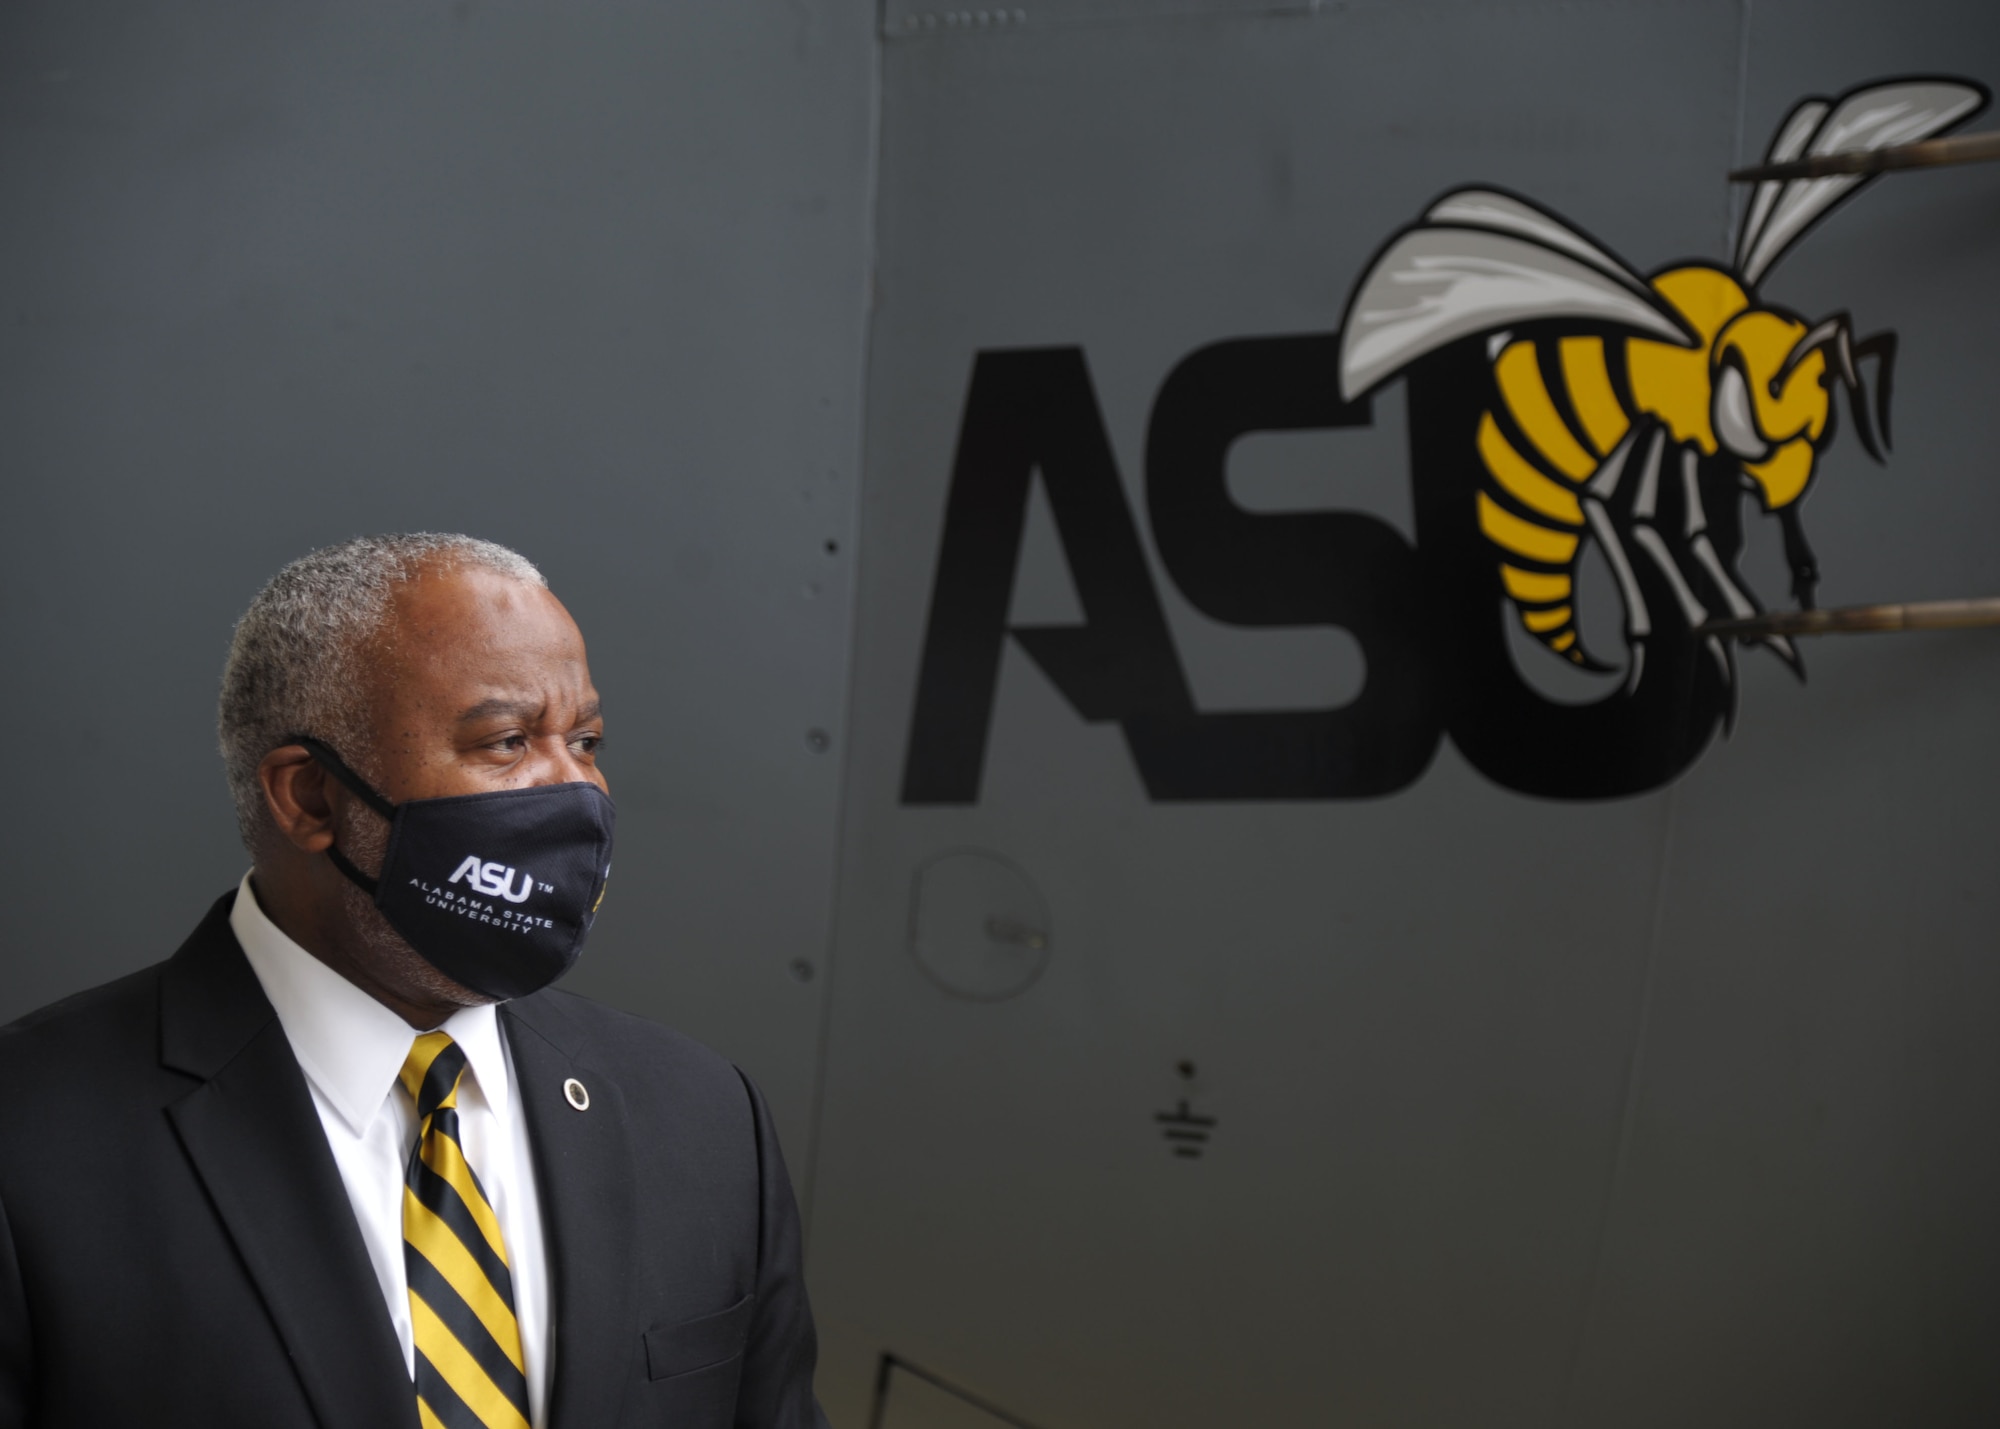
top-left (218, 533), bottom-right (546, 848)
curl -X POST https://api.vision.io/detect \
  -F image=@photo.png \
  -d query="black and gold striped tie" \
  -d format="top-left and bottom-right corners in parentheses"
top-left (401, 1032), bottom-right (532, 1429)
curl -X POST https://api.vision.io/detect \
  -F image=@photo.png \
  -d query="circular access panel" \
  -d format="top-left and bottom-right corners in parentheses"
top-left (908, 849), bottom-right (1052, 1001)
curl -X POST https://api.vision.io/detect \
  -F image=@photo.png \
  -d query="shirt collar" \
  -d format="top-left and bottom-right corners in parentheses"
top-left (229, 873), bottom-right (512, 1134)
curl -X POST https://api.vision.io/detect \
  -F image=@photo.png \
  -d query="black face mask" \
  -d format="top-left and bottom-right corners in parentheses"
top-left (290, 736), bottom-right (615, 1001)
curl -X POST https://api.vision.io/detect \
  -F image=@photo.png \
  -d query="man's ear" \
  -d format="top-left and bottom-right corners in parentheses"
top-left (259, 745), bottom-right (338, 853)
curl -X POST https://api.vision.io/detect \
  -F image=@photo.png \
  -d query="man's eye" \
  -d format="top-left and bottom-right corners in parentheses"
top-left (491, 734), bottom-right (528, 753)
top-left (571, 733), bottom-right (603, 756)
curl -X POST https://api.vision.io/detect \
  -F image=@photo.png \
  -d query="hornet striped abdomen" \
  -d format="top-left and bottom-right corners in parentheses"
top-left (1476, 334), bottom-right (1636, 667)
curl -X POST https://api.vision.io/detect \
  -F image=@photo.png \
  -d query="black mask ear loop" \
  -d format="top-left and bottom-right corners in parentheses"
top-left (285, 735), bottom-right (398, 896)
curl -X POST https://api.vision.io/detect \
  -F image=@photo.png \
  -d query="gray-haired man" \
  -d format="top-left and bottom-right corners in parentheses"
top-left (0, 535), bottom-right (830, 1429)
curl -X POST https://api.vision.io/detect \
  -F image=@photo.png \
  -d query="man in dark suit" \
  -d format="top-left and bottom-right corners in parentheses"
top-left (0, 534), bottom-right (830, 1428)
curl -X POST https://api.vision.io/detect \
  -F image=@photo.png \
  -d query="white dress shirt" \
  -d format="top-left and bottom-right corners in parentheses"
top-left (230, 873), bottom-right (553, 1428)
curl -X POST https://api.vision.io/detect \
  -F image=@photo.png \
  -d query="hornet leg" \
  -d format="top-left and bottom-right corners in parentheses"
top-left (1780, 503), bottom-right (1819, 610)
top-left (1631, 445), bottom-right (1737, 726)
top-left (1582, 430), bottom-right (1652, 694)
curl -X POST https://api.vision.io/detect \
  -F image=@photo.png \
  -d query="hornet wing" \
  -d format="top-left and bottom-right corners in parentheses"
top-left (1736, 77), bottom-right (1989, 285)
top-left (1337, 188), bottom-right (1696, 402)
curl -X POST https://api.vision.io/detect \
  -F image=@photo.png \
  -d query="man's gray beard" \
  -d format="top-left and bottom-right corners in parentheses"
top-left (330, 800), bottom-right (495, 1018)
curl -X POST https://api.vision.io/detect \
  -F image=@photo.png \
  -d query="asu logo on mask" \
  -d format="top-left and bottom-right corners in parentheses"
top-left (292, 734), bottom-right (616, 1000)
top-left (448, 856), bottom-right (537, 904)
top-left (901, 76), bottom-right (1986, 806)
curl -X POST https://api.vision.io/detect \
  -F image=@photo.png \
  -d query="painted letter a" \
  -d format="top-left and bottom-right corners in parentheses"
top-left (900, 347), bottom-right (1194, 804)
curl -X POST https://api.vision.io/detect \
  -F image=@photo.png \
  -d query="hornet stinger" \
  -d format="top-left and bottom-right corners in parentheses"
top-left (1338, 77), bottom-right (1987, 709)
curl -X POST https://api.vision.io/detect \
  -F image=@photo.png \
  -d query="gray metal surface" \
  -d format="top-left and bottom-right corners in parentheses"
top-left (6, 1), bottom-right (1999, 1425)
top-left (1566, 6), bottom-right (2000, 1423)
top-left (0, 0), bottom-right (879, 1160)
top-left (809, 2), bottom-right (2000, 1426)
top-left (883, 0), bottom-right (1303, 34)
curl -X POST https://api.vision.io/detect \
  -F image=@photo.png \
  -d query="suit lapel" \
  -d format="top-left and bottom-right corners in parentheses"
top-left (161, 897), bottom-right (418, 1429)
top-left (504, 995), bottom-right (639, 1429)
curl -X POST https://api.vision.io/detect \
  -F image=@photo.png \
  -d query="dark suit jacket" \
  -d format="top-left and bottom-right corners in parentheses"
top-left (0, 893), bottom-right (831, 1429)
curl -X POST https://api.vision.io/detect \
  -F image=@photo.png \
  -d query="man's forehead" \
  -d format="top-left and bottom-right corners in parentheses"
top-left (362, 565), bottom-right (590, 706)
top-left (455, 692), bottom-right (603, 726)
top-left (388, 562), bottom-right (549, 621)
top-left (372, 567), bottom-right (576, 651)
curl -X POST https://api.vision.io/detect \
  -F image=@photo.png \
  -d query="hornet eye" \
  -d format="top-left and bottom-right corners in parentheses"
top-left (1713, 361), bottom-right (1769, 461)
